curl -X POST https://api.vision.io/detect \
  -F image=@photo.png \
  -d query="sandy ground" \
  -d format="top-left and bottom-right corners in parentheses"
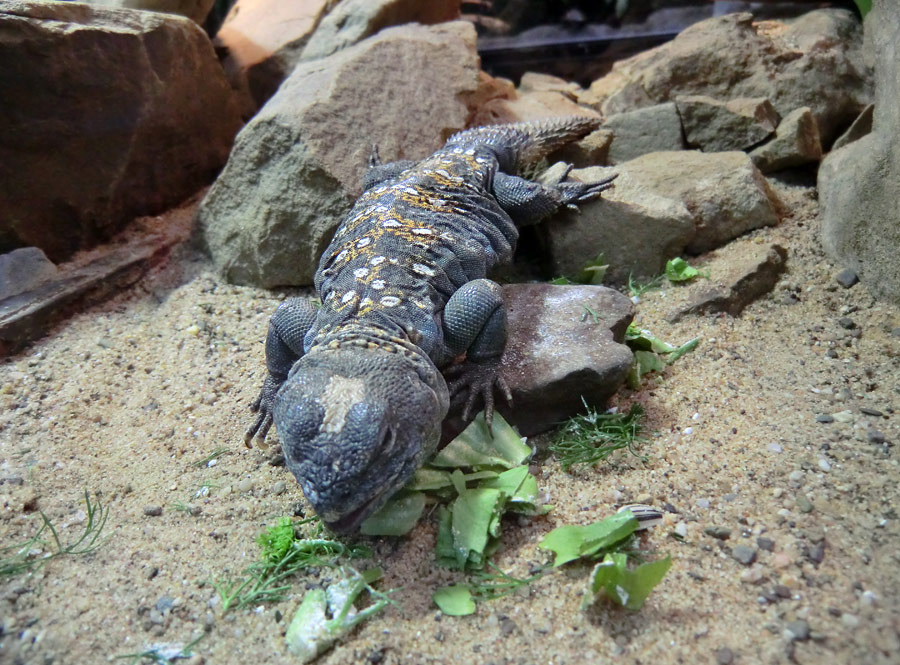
top-left (1, 177), bottom-right (899, 665)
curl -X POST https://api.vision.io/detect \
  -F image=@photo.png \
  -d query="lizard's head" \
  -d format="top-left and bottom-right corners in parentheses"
top-left (273, 345), bottom-right (449, 533)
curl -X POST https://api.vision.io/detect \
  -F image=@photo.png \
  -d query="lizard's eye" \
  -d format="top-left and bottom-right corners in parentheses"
top-left (381, 427), bottom-right (396, 453)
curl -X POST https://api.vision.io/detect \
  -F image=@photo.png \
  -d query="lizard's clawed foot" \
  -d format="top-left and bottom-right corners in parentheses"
top-left (445, 361), bottom-right (513, 431)
top-left (243, 374), bottom-right (282, 448)
top-left (556, 172), bottom-right (618, 210)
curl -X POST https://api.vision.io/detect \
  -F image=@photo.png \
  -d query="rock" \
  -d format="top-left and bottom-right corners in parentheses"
top-left (715, 647), bottom-right (734, 665)
top-left (675, 95), bottom-right (780, 152)
top-left (517, 72), bottom-right (582, 100)
top-left (300, 0), bottom-right (461, 61)
top-left (579, 10), bottom-right (871, 145)
top-left (732, 544), bottom-right (757, 565)
top-left (199, 21), bottom-right (479, 287)
top-left (0, 1), bottom-right (242, 263)
top-left (0, 248), bottom-right (58, 301)
top-left (84, 0), bottom-right (215, 24)
top-left (830, 104), bottom-right (873, 151)
top-left (704, 526), bottom-right (732, 540)
top-left (666, 241), bottom-right (788, 322)
top-left (819, 4), bottom-right (900, 305)
top-left (748, 107), bottom-right (822, 173)
top-left (550, 129), bottom-right (614, 169)
top-left (0, 199), bottom-right (195, 354)
top-left (470, 89), bottom-right (599, 127)
top-left (603, 103), bottom-right (684, 164)
top-left (785, 620), bottom-right (810, 641)
top-left (442, 284), bottom-right (634, 440)
top-left (541, 165), bottom-right (695, 283)
top-left (143, 505), bottom-right (163, 517)
top-left (215, 0), bottom-right (333, 109)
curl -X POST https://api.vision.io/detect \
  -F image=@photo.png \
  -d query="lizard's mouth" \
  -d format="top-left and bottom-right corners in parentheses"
top-left (325, 490), bottom-right (388, 533)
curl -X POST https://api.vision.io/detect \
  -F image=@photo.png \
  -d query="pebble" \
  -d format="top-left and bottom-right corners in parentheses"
top-left (867, 429), bottom-right (886, 444)
top-left (788, 470), bottom-right (804, 483)
top-left (815, 414), bottom-right (834, 424)
top-left (817, 458), bottom-right (832, 472)
top-left (674, 522), bottom-right (688, 538)
top-left (796, 494), bottom-right (813, 513)
top-left (732, 545), bottom-right (757, 565)
top-left (785, 620), bottom-right (810, 641)
top-left (860, 407), bottom-right (883, 417)
top-left (757, 537), bottom-right (775, 552)
top-left (838, 317), bottom-right (856, 330)
top-left (835, 268), bottom-right (859, 288)
top-left (697, 499), bottom-right (710, 509)
top-left (237, 478), bottom-right (254, 493)
top-left (272, 480), bottom-right (286, 495)
top-left (143, 505), bottom-right (163, 517)
top-left (715, 647), bottom-right (734, 665)
top-left (833, 410), bottom-right (854, 423)
top-left (841, 613), bottom-right (860, 628)
top-left (705, 526), bottom-right (732, 540)
top-left (772, 552), bottom-right (792, 568)
top-left (808, 542), bottom-right (826, 564)
top-left (767, 443), bottom-right (783, 453)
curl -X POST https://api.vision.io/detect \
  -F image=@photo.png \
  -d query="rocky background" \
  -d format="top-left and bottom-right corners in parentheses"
top-left (1, 1), bottom-right (899, 664)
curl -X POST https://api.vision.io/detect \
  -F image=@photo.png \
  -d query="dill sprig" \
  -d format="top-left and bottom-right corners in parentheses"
top-left (549, 403), bottom-right (646, 471)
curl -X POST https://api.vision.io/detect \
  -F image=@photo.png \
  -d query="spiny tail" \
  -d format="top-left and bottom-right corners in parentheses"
top-left (445, 116), bottom-right (602, 170)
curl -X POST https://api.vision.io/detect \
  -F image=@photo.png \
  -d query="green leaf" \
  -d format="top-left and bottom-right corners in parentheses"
top-left (451, 488), bottom-right (504, 568)
top-left (433, 585), bottom-right (476, 616)
top-left (586, 553), bottom-right (672, 610)
top-left (539, 511), bottom-right (638, 567)
top-left (853, 0), bottom-right (871, 17)
top-left (665, 257), bottom-right (701, 282)
top-left (257, 517), bottom-right (295, 563)
top-left (430, 412), bottom-right (530, 470)
top-left (360, 493), bottom-right (426, 536)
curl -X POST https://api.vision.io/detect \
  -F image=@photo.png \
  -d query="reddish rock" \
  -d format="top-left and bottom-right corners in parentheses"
top-left (0, 1), bottom-right (242, 262)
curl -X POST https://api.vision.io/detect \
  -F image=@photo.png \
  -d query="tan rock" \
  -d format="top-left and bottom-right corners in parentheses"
top-left (518, 72), bottom-right (582, 100)
top-left (471, 90), bottom-right (599, 126)
top-left (749, 107), bottom-right (822, 173)
top-left (85, 0), bottom-right (215, 24)
top-left (676, 95), bottom-right (780, 152)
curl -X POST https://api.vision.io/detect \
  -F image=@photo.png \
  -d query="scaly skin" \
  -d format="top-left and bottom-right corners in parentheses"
top-left (245, 117), bottom-right (617, 532)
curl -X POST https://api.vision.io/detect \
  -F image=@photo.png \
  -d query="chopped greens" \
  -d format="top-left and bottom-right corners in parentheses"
top-left (540, 510), bottom-right (671, 610)
top-left (433, 564), bottom-right (545, 616)
top-left (257, 516), bottom-right (296, 563)
top-left (359, 493), bottom-right (426, 536)
top-left (551, 254), bottom-right (608, 286)
top-left (665, 257), bottom-right (707, 282)
top-left (430, 411), bottom-right (531, 469)
top-left (285, 566), bottom-right (392, 663)
top-left (586, 553), bottom-right (672, 611)
top-left (549, 402), bottom-right (645, 471)
top-left (433, 584), bottom-right (477, 616)
top-left (625, 324), bottom-right (699, 388)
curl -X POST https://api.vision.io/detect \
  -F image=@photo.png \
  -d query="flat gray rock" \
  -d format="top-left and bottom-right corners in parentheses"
top-left (675, 95), bottom-right (779, 152)
top-left (749, 107), bottom-right (822, 173)
top-left (666, 240), bottom-right (788, 322)
top-left (443, 284), bottom-right (634, 440)
top-left (0, 248), bottom-right (58, 301)
top-left (0, 1), bottom-right (242, 262)
top-left (198, 21), bottom-right (480, 288)
top-left (604, 102), bottom-right (684, 164)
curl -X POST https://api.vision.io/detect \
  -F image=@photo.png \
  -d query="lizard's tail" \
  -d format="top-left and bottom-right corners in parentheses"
top-left (445, 116), bottom-right (602, 171)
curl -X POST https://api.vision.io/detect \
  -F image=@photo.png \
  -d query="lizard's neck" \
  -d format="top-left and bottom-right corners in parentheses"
top-left (307, 321), bottom-right (437, 378)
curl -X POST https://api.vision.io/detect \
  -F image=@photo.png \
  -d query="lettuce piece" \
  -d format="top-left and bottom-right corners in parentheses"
top-left (585, 553), bottom-right (672, 610)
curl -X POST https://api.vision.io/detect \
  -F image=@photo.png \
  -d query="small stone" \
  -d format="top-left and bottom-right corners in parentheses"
top-left (838, 317), bottom-right (856, 330)
top-left (272, 480), bottom-right (287, 495)
top-left (786, 620), bottom-right (810, 641)
top-left (739, 565), bottom-right (765, 584)
top-left (697, 498), bottom-right (711, 509)
top-left (715, 647), bottom-right (734, 665)
top-left (705, 526), bottom-right (732, 540)
top-left (808, 541), bottom-right (826, 564)
top-left (774, 585), bottom-right (792, 599)
top-left (860, 590), bottom-right (878, 607)
top-left (788, 470), bottom-right (805, 483)
top-left (860, 407), bottom-right (883, 417)
top-left (237, 478), bottom-right (254, 493)
top-left (732, 545), bottom-right (757, 565)
top-left (796, 494), bottom-right (813, 513)
top-left (817, 458), bottom-right (832, 472)
top-left (841, 613), bottom-right (860, 628)
top-left (675, 522), bottom-right (688, 538)
top-left (815, 414), bottom-right (834, 424)
top-left (767, 443), bottom-right (783, 453)
top-left (835, 269), bottom-right (859, 288)
top-left (832, 410), bottom-right (854, 423)
top-left (772, 552), bottom-right (793, 568)
top-left (757, 537), bottom-right (775, 551)
top-left (143, 505), bottom-right (163, 517)
top-left (867, 429), bottom-right (886, 444)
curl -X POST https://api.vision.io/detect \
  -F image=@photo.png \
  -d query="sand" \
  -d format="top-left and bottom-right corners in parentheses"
top-left (1, 177), bottom-right (898, 665)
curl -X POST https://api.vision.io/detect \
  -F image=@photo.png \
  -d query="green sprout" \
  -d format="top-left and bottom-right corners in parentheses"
top-left (665, 257), bottom-right (708, 283)
top-left (549, 402), bottom-right (645, 471)
top-left (0, 490), bottom-right (110, 579)
top-left (626, 273), bottom-right (664, 298)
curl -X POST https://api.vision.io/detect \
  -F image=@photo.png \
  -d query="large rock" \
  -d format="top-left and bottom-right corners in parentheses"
top-left (199, 22), bottom-right (480, 288)
top-left (0, 1), bottom-right (242, 262)
top-left (819, 1), bottom-right (900, 304)
top-left (443, 284), bottom-right (634, 440)
top-left (470, 90), bottom-right (599, 126)
top-left (0, 248), bottom-right (58, 301)
top-left (675, 95), bottom-right (779, 152)
top-left (579, 10), bottom-right (871, 145)
top-left (84, 0), bottom-right (215, 24)
top-left (300, 0), bottom-right (461, 61)
top-left (603, 102), bottom-right (684, 165)
top-left (541, 151), bottom-right (781, 281)
top-left (215, 0), bottom-right (332, 108)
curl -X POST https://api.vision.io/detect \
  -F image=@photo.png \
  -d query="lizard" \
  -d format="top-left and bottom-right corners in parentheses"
top-left (244, 116), bottom-right (617, 532)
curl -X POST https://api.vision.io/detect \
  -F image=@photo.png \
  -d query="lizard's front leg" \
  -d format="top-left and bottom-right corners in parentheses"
top-left (442, 278), bottom-right (513, 429)
top-left (244, 297), bottom-right (318, 447)
top-left (492, 168), bottom-right (617, 226)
